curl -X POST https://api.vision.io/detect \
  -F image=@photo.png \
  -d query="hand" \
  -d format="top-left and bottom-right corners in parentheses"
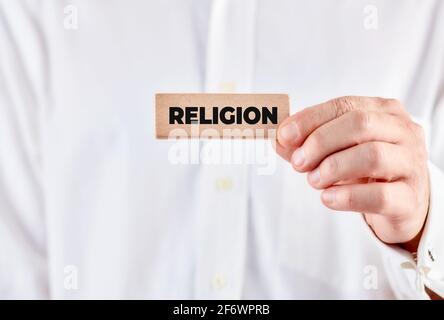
top-left (277, 96), bottom-right (429, 250)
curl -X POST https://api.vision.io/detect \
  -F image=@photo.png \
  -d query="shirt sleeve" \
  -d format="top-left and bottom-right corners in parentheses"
top-left (416, 162), bottom-right (444, 298)
top-left (0, 1), bottom-right (49, 298)
top-left (379, 59), bottom-right (444, 300)
top-left (415, 79), bottom-right (444, 298)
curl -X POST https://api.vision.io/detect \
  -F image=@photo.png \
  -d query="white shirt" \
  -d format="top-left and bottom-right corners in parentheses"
top-left (0, 0), bottom-right (444, 299)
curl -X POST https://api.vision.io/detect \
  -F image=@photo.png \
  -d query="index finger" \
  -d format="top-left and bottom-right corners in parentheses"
top-left (277, 96), bottom-right (405, 149)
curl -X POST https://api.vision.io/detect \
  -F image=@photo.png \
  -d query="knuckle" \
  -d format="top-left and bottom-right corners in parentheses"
top-left (374, 186), bottom-right (390, 212)
top-left (330, 98), bottom-right (343, 118)
top-left (309, 130), bottom-right (325, 151)
top-left (385, 98), bottom-right (404, 110)
top-left (410, 121), bottom-right (425, 140)
top-left (331, 96), bottom-right (356, 117)
top-left (418, 145), bottom-right (428, 162)
top-left (323, 156), bottom-right (338, 178)
top-left (366, 143), bottom-right (384, 170)
top-left (405, 121), bottom-right (428, 161)
top-left (343, 189), bottom-right (355, 209)
top-left (352, 109), bottom-right (371, 133)
top-left (372, 97), bottom-right (386, 107)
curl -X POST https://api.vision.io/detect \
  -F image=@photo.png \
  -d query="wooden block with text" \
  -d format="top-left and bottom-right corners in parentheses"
top-left (155, 93), bottom-right (289, 139)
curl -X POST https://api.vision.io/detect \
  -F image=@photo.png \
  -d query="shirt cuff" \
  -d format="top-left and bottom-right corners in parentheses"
top-left (416, 161), bottom-right (444, 297)
top-left (376, 161), bottom-right (444, 299)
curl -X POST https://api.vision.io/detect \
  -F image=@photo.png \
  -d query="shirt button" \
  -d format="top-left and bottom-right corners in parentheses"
top-left (212, 273), bottom-right (228, 291)
top-left (215, 177), bottom-right (233, 192)
top-left (219, 81), bottom-right (237, 92)
top-left (400, 261), bottom-right (415, 270)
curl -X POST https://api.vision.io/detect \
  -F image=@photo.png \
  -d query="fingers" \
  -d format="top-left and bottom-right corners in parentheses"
top-left (321, 181), bottom-right (414, 217)
top-left (363, 212), bottom-right (423, 244)
top-left (277, 96), bottom-right (406, 149)
top-left (275, 140), bottom-right (293, 162)
top-left (292, 111), bottom-right (412, 172)
top-left (277, 96), bottom-right (429, 246)
top-left (306, 142), bottom-right (412, 189)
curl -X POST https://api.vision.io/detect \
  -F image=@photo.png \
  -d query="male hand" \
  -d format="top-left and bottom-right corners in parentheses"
top-left (277, 96), bottom-right (429, 250)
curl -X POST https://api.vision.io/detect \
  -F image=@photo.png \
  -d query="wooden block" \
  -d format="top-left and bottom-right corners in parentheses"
top-left (155, 93), bottom-right (289, 139)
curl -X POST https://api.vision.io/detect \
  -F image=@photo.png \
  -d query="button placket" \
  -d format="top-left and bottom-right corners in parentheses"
top-left (194, 0), bottom-right (256, 299)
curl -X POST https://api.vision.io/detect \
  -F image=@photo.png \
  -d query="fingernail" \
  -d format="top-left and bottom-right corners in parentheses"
top-left (279, 121), bottom-right (298, 143)
top-left (308, 168), bottom-right (320, 185)
top-left (322, 190), bottom-right (336, 204)
top-left (291, 147), bottom-right (305, 167)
